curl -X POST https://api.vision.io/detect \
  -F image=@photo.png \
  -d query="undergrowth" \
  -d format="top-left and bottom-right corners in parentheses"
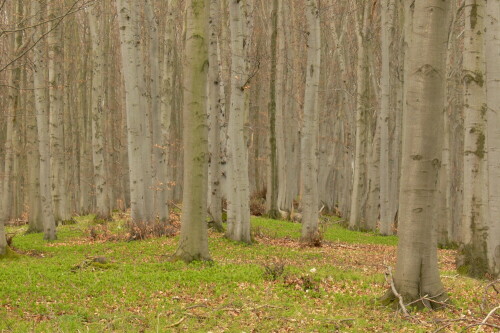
top-left (0, 214), bottom-right (497, 332)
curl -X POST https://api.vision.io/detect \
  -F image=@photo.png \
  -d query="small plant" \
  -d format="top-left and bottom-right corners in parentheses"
top-left (127, 220), bottom-right (176, 241)
top-left (263, 262), bottom-right (285, 281)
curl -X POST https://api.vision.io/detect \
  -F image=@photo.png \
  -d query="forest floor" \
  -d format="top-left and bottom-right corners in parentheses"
top-left (0, 213), bottom-right (498, 332)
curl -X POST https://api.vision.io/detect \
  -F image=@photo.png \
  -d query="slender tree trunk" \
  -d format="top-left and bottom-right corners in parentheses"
top-left (379, 0), bottom-right (396, 235)
top-left (226, 0), bottom-right (251, 243)
top-left (301, 0), bottom-right (321, 242)
top-left (266, 0), bottom-right (280, 219)
top-left (388, 0), bottom-right (450, 306)
top-left (349, 1), bottom-right (371, 230)
top-left (32, 0), bottom-right (57, 241)
top-left (484, 0), bottom-right (500, 278)
top-left (207, 0), bottom-right (224, 229)
top-left (48, 0), bottom-right (69, 223)
top-left (88, 2), bottom-right (111, 220)
top-left (116, 0), bottom-right (154, 223)
top-left (173, 0), bottom-right (211, 263)
top-left (145, 0), bottom-right (169, 222)
top-left (460, 0), bottom-right (488, 277)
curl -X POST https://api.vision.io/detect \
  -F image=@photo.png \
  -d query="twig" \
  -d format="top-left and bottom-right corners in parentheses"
top-left (183, 304), bottom-right (208, 310)
top-left (166, 317), bottom-right (185, 328)
top-left (475, 306), bottom-right (500, 333)
top-left (385, 266), bottom-right (410, 317)
top-left (481, 279), bottom-right (499, 312)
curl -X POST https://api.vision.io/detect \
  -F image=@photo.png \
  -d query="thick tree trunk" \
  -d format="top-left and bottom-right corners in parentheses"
top-left (389, 0), bottom-right (450, 306)
top-left (226, 0), bottom-right (251, 243)
top-left (173, 0), bottom-right (211, 263)
top-left (484, 0), bottom-right (500, 278)
top-left (301, 0), bottom-right (321, 242)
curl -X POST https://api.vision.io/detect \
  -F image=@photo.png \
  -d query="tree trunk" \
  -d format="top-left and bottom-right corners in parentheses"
top-left (48, 0), bottom-right (69, 224)
top-left (301, 0), bottom-right (321, 242)
top-left (389, 0), bottom-right (450, 306)
top-left (349, 1), bottom-right (371, 230)
top-left (207, 0), bottom-right (224, 229)
top-left (226, 0), bottom-right (251, 243)
top-left (32, 0), bottom-right (57, 241)
top-left (173, 0), bottom-right (211, 263)
top-left (484, 0), bottom-right (500, 278)
top-left (379, 0), bottom-right (396, 235)
top-left (88, 2), bottom-right (111, 220)
top-left (266, 0), bottom-right (280, 219)
top-left (145, 0), bottom-right (169, 222)
top-left (116, 0), bottom-right (154, 223)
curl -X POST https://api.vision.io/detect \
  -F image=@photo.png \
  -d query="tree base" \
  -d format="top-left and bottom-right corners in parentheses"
top-left (266, 209), bottom-right (281, 220)
top-left (379, 288), bottom-right (448, 311)
top-left (0, 246), bottom-right (20, 260)
top-left (169, 249), bottom-right (212, 264)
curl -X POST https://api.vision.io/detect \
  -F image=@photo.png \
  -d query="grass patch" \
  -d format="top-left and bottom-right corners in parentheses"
top-left (0, 215), bottom-right (495, 332)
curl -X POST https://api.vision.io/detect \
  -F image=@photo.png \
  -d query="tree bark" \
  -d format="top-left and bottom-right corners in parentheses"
top-left (379, 0), bottom-right (396, 235)
top-left (207, 0), bottom-right (224, 229)
top-left (301, 0), bottom-right (321, 242)
top-left (389, 0), bottom-right (450, 306)
top-left (32, 0), bottom-right (57, 241)
top-left (173, 0), bottom-right (211, 263)
top-left (484, 0), bottom-right (500, 278)
top-left (266, 0), bottom-right (280, 219)
top-left (226, 0), bottom-right (251, 243)
top-left (116, 0), bottom-right (154, 223)
top-left (88, 2), bottom-right (111, 220)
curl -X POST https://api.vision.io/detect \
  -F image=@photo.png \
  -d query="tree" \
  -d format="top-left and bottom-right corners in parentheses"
top-left (226, 0), bottom-right (251, 243)
top-left (385, 0), bottom-right (450, 306)
top-left (48, 0), bottom-right (70, 223)
top-left (207, 0), bottom-right (224, 230)
top-left (349, 0), bottom-right (372, 231)
top-left (379, 0), bottom-right (396, 235)
top-left (88, 1), bottom-right (111, 220)
top-left (172, 0), bottom-right (211, 263)
top-left (300, 0), bottom-right (321, 243)
top-left (459, 0), bottom-right (490, 278)
top-left (483, 0), bottom-right (500, 278)
top-left (32, 0), bottom-right (57, 241)
top-left (116, 0), bottom-right (154, 223)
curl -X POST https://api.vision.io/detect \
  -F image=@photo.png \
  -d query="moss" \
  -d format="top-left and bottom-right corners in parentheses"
top-left (475, 130), bottom-right (485, 159)
top-left (480, 103), bottom-right (487, 118)
top-left (470, 3), bottom-right (478, 30)
top-left (0, 247), bottom-right (20, 260)
top-left (457, 243), bottom-right (489, 279)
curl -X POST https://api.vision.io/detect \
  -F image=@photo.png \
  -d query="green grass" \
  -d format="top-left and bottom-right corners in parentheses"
top-left (251, 216), bottom-right (399, 245)
top-left (0, 216), bottom-right (493, 332)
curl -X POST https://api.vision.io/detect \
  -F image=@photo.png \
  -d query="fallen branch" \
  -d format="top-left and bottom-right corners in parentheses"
top-left (475, 306), bottom-right (500, 333)
top-left (166, 317), bottom-right (185, 328)
top-left (385, 266), bottom-right (410, 317)
top-left (481, 279), bottom-right (499, 312)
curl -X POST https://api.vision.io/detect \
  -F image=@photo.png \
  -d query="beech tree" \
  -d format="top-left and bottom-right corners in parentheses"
top-left (226, 0), bottom-right (252, 243)
top-left (300, 0), bottom-right (321, 243)
top-left (386, 0), bottom-right (450, 306)
top-left (483, 0), bottom-right (500, 278)
top-left (116, 0), bottom-right (154, 223)
top-left (32, 0), bottom-right (57, 241)
top-left (172, 0), bottom-right (211, 262)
